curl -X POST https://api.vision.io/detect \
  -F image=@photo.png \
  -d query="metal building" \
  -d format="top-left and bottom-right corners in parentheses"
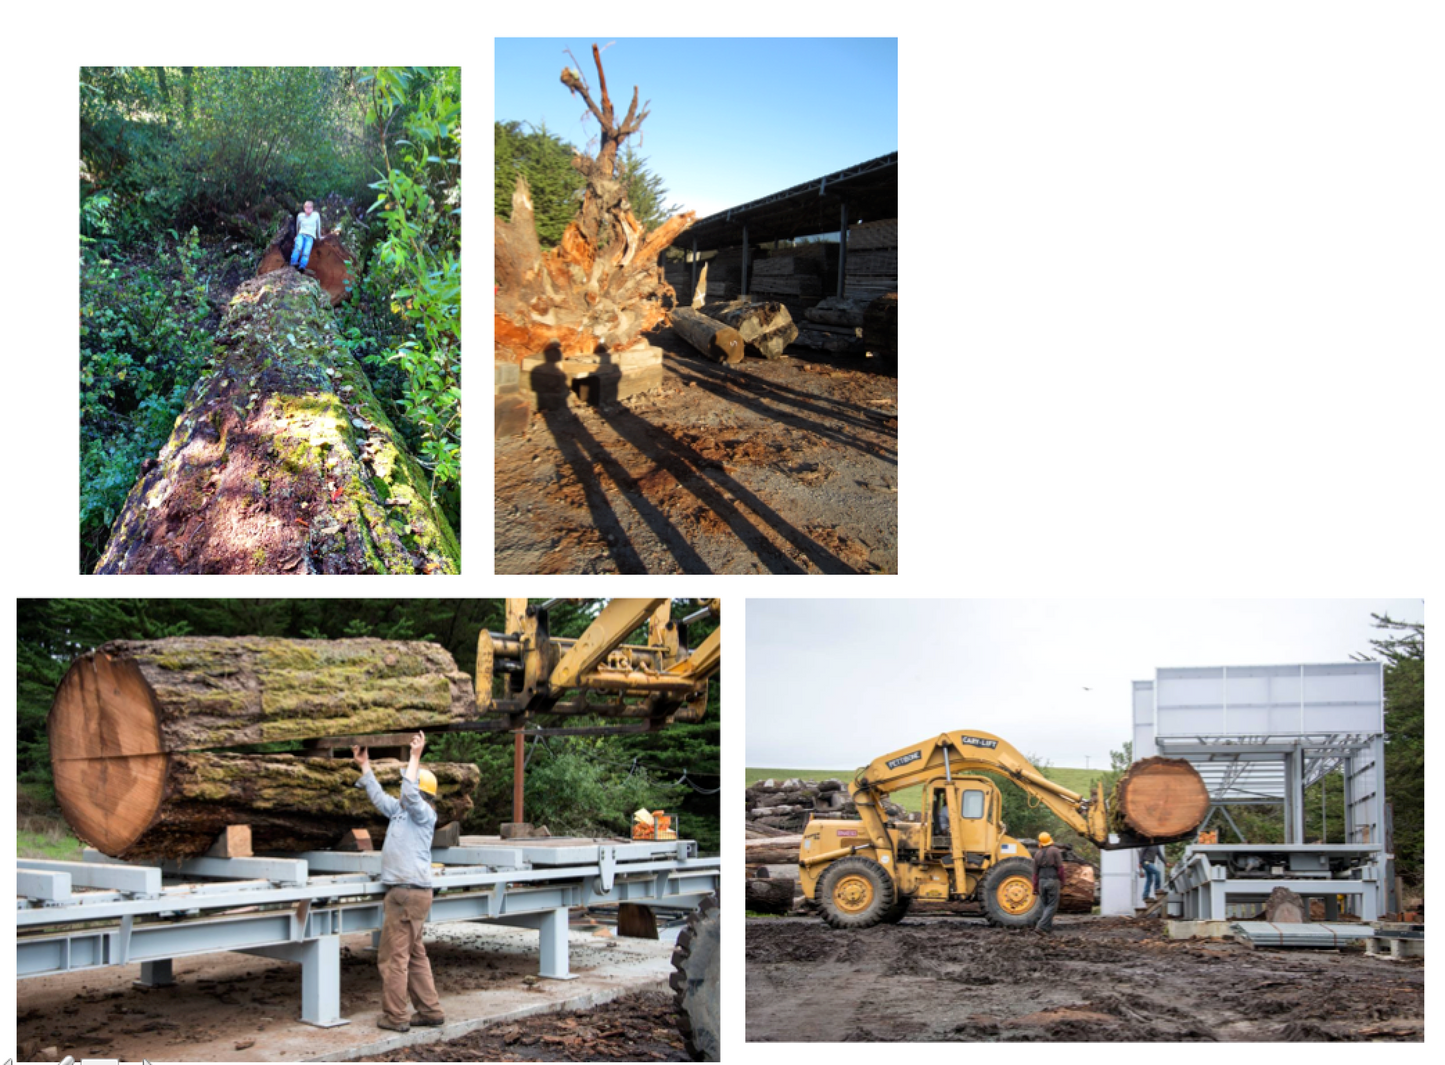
top-left (1100, 662), bottom-right (1392, 920)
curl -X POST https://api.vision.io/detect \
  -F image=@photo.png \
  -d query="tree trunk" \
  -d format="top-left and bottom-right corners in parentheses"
top-left (671, 307), bottom-right (745, 365)
top-left (495, 45), bottom-right (694, 365)
top-left (94, 270), bottom-right (459, 574)
top-left (1108, 757), bottom-right (1211, 840)
top-left (259, 233), bottom-right (353, 308)
top-left (1058, 862), bottom-right (1096, 914)
top-left (700, 300), bottom-right (798, 360)
top-left (745, 876), bottom-right (796, 915)
top-left (1264, 885), bottom-right (1308, 924)
top-left (49, 637), bottom-right (477, 752)
top-left (55, 752), bottom-right (479, 863)
top-left (743, 836), bottom-right (803, 865)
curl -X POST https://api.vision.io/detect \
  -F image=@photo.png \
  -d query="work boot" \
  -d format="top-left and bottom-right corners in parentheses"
top-left (410, 1014), bottom-right (445, 1027)
top-left (377, 1017), bottom-right (410, 1032)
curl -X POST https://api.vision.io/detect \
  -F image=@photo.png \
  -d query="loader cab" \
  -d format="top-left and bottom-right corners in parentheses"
top-left (923, 775), bottom-right (1001, 865)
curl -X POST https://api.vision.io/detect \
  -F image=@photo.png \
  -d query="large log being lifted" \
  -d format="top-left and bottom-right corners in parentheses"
top-left (700, 300), bottom-right (798, 360)
top-left (671, 307), bottom-right (745, 365)
top-left (62, 753), bottom-right (479, 862)
top-left (1109, 756), bottom-right (1211, 841)
top-left (48, 637), bottom-right (483, 861)
top-left (94, 270), bottom-right (459, 574)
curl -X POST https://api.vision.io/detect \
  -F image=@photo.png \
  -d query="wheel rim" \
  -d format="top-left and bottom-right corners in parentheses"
top-left (833, 874), bottom-right (876, 914)
top-left (997, 875), bottom-right (1034, 915)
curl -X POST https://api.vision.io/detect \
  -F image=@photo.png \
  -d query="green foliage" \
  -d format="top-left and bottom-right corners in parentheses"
top-left (1371, 613), bottom-right (1423, 883)
top-left (617, 145), bottom-right (681, 232)
top-left (364, 67), bottom-right (461, 519)
top-left (79, 229), bottom-right (217, 571)
top-left (494, 120), bottom-right (586, 248)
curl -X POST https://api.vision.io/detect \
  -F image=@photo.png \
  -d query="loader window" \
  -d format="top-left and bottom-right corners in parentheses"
top-left (961, 789), bottom-right (985, 819)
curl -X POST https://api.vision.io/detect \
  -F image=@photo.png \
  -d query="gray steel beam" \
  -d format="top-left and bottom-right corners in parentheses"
top-left (161, 855), bottom-right (308, 884)
top-left (491, 908), bottom-right (574, 980)
top-left (242, 935), bottom-right (348, 1027)
top-left (19, 858), bottom-right (162, 896)
top-left (17, 870), bottom-right (71, 902)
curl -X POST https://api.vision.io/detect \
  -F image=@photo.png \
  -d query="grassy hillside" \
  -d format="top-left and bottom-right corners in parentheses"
top-left (747, 765), bottom-right (1106, 816)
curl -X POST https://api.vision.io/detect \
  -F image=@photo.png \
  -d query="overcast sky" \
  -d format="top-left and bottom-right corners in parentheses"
top-left (745, 599), bottom-right (1423, 771)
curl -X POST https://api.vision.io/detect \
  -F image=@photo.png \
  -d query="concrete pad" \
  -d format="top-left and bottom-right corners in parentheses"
top-left (1167, 919), bottom-right (1234, 940)
top-left (16, 920), bottom-right (681, 1062)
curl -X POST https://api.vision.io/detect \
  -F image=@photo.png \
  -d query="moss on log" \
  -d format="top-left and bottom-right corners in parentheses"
top-left (50, 637), bottom-right (478, 752)
top-left (95, 270), bottom-right (458, 574)
top-left (79, 753), bottom-right (480, 862)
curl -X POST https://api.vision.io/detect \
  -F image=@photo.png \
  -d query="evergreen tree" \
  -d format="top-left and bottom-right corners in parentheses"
top-left (494, 120), bottom-right (586, 248)
top-left (1364, 612), bottom-right (1424, 883)
top-left (617, 144), bottom-right (681, 231)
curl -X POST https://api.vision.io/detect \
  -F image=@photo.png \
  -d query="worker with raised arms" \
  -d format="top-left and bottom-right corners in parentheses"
top-left (353, 731), bottom-right (446, 1032)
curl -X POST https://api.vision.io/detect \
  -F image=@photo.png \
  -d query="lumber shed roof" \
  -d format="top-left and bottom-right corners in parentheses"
top-left (672, 151), bottom-right (897, 251)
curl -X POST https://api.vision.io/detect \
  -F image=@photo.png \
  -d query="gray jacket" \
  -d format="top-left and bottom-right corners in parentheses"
top-left (355, 769), bottom-right (436, 888)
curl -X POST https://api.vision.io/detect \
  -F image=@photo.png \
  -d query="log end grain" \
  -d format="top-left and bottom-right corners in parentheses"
top-left (1114, 756), bottom-right (1211, 839)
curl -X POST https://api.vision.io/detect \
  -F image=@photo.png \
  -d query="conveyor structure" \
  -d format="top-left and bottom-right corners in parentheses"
top-left (16, 837), bottom-right (720, 1027)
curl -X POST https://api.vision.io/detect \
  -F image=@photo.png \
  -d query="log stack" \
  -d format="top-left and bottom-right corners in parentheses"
top-left (48, 636), bottom-right (482, 862)
top-left (699, 299), bottom-right (798, 359)
top-left (746, 776), bottom-right (908, 833)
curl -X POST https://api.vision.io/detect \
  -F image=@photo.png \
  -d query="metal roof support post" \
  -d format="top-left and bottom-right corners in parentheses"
top-left (838, 202), bottom-right (848, 298)
top-left (1288, 745), bottom-right (1306, 844)
top-left (741, 223), bottom-right (750, 298)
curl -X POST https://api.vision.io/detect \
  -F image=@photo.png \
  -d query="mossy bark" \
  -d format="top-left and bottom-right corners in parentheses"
top-left (78, 636), bottom-right (479, 749)
top-left (95, 270), bottom-right (459, 574)
top-left (108, 753), bottom-right (480, 862)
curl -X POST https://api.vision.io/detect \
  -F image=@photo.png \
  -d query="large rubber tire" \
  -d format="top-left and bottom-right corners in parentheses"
top-left (671, 893), bottom-right (719, 1062)
top-left (979, 856), bottom-right (1041, 928)
top-left (880, 893), bottom-right (914, 924)
top-left (818, 856), bottom-right (896, 929)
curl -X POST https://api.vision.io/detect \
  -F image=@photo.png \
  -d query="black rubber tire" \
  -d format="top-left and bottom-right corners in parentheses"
top-left (880, 893), bottom-right (914, 924)
top-left (979, 856), bottom-right (1041, 928)
top-left (670, 893), bottom-right (719, 1062)
top-left (818, 856), bottom-right (896, 929)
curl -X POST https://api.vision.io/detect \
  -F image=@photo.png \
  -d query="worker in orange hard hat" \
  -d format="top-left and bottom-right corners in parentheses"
top-left (1031, 831), bottom-right (1067, 934)
top-left (353, 731), bottom-right (445, 1032)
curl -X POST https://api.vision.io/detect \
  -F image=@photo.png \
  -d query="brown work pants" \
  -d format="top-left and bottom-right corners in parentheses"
top-left (378, 886), bottom-right (443, 1025)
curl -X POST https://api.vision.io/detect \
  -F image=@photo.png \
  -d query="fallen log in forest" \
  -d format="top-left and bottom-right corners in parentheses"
top-left (672, 307), bottom-right (745, 365)
top-left (48, 636), bottom-right (483, 861)
top-left (700, 300), bottom-right (798, 359)
top-left (58, 752), bottom-right (478, 862)
top-left (94, 270), bottom-right (459, 574)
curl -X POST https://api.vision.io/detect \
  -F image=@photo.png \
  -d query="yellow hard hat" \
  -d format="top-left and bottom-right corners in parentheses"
top-left (1037, 831), bottom-right (1053, 847)
top-left (418, 768), bottom-right (438, 796)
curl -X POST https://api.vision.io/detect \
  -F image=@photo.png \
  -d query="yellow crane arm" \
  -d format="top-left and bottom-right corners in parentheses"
top-left (847, 730), bottom-right (1113, 853)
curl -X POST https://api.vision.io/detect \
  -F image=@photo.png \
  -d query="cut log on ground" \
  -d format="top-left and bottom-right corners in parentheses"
top-left (743, 835), bottom-right (804, 865)
top-left (495, 45), bottom-right (694, 365)
top-left (49, 637), bottom-right (477, 751)
top-left (1109, 756), bottom-right (1211, 841)
top-left (745, 876), bottom-right (796, 915)
top-left (52, 752), bottom-right (478, 862)
top-left (863, 292), bottom-right (898, 364)
top-left (1265, 886), bottom-right (1308, 924)
top-left (94, 271), bottom-right (458, 574)
top-left (671, 307), bottom-right (745, 365)
top-left (1058, 862), bottom-right (1096, 914)
top-left (700, 300), bottom-right (798, 359)
top-left (804, 296), bottom-right (870, 328)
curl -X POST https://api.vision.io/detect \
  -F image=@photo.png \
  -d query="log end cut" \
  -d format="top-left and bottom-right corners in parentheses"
top-left (1113, 756), bottom-right (1211, 840)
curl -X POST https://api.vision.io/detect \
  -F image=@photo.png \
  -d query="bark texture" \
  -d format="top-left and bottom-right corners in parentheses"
top-left (1058, 861), bottom-right (1097, 914)
top-left (744, 876), bottom-right (797, 915)
top-left (671, 307), bottom-right (745, 365)
top-left (51, 637), bottom-right (478, 751)
top-left (95, 270), bottom-right (458, 574)
top-left (1109, 757), bottom-right (1211, 840)
top-left (700, 300), bottom-right (798, 360)
top-left (85, 754), bottom-right (479, 862)
top-left (495, 45), bottom-right (694, 364)
top-left (743, 836), bottom-right (804, 866)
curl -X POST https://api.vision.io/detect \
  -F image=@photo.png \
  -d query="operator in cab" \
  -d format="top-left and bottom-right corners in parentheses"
top-left (1031, 831), bottom-right (1067, 934)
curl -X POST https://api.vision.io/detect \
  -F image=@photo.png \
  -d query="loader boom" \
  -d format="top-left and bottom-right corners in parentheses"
top-left (847, 730), bottom-right (1116, 861)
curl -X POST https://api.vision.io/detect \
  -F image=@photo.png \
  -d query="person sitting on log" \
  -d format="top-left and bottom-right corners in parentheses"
top-left (353, 732), bottom-right (446, 1033)
top-left (1031, 831), bottom-right (1067, 934)
top-left (290, 199), bottom-right (321, 272)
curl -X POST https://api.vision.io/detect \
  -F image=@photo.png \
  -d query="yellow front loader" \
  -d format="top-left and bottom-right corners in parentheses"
top-left (799, 729), bottom-right (1198, 929)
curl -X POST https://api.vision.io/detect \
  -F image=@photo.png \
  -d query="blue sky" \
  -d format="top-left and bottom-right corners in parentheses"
top-left (496, 38), bottom-right (898, 221)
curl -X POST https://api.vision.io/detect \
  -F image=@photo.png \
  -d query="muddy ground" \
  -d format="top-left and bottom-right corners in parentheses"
top-left (362, 990), bottom-right (687, 1062)
top-left (495, 329), bottom-right (897, 574)
top-left (746, 915), bottom-right (1423, 1042)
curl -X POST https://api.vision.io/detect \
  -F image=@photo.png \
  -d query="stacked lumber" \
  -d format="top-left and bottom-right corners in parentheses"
top-left (845, 218), bottom-right (898, 299)
top-left (750, 243), bottom-right (838, 299)
top-left (746, 776), bottom-right (907, 833)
